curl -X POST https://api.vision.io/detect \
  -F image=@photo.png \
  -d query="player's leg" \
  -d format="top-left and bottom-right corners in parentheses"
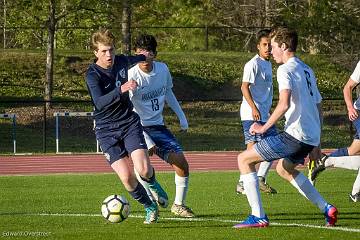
top-left (234, 146), bottom-right (269, 228)
top-left (237, 120), bottom-right (257, 195)
top-left (311, 139), bottom-right (360, 182)
top-left (126, 123), bottom-right (169, 223)
top-left (324, 155), bottom-right (360, 169)
top-left (276, 148), bottom-right (337, 226)
top-left (145, 125), bottom-right (195, 217)
top-left (236, 132), bottom-right (294, 226)
top-left (236, 133), bottom-right (296, 228)
top-left (167, 152), bottom-right (195, 217)
top-left (110, 157), bottom-right (158, 224)
top-left (350, 169), bottom-right (360, 202)
top-left (126, 126), bottom-right (169, 210)
top-left (257, 161), bottom-right (277, 194)
top-left (96, 127), bottom-right (158, 224)
top-left (312, 118), bottom-right (360, 182)
top-left (236, 141), bottom-right (255, 195)
top-left (237, 122), bottom-right (277, 195)
top-left (133, 131), bottom-right (156, 201)
top-left (307, 145), bottom-right (322, 185)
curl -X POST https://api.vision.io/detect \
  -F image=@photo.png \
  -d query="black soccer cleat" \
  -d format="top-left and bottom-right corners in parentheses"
top-left (349, 192), bottom-right (360, 202)
top-left (310, 153), bottom-right (328, 182)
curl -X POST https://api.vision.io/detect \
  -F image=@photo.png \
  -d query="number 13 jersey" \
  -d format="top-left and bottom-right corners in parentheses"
top-left (128, 61), bottom-right (173, 126)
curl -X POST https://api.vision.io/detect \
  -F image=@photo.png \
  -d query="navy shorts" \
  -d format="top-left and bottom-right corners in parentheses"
top-left (353, 114), bottom-right (360, 139)
top-left (242, 120), bottom-right (277, 144)
top-left (95, 119), bottom-right (147, 165)
top-left (143, 125), bottom-right (183, 162)
top-left (254, 132), bottom-right (315, 165)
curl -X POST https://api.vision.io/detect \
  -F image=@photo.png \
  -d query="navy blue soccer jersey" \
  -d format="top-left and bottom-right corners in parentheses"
top-left (86, 54), bottom-right (145, 126)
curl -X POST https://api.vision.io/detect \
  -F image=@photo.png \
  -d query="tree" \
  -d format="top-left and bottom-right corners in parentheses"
top-left (273, 0), bottom-right (360, 54)
top-left (121, 0), bottom-right (131, 55)
top-left (5, 0), bottom-right (112, 105)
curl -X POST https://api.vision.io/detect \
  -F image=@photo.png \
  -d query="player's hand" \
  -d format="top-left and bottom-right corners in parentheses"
top-left (179, 120), bottom-right (188, 133)
top-left (348, 107), bottom-right (359, 121)
top-left (121, 79), bottom-right (138, 93)
top-left (137, 50), bottom-right (155, 62)
top-left (252, 108), bottom-right (260, 121)
top-left (249, 122), bottom-right (264, 135)
top-left (179, 128), bottom-right (188, 133)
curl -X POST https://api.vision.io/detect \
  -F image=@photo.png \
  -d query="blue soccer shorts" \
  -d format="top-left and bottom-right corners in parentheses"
top-left (254, 131), bottom-right (315, 165)
top-left (242, 120), bottom-right (277, 144)
top-left (143, 125), bottom-right (183, 162)
top-left (95, 119), bottom-right (147, 165)
top-left (353, 114), bottom-right (360, 139)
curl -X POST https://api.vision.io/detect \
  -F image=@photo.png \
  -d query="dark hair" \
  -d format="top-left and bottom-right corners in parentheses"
top-left (256, 29), bottom-right (271, 44)
top-left (134, 34), bottom-right (157, 52)
top-left (270, 26), bottom-right (298, 52)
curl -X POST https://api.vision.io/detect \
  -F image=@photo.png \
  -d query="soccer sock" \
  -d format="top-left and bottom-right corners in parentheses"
top-left (290, 173), bottom-right (327, 212)
top-left (324, 155), bottom-right (360, 169)
top-left (174, 173), bottom-right (189, 205)
top-left (242, 172), bottom-right (265, 218)
top-left (352, 169), bottom-right (360, 195)
top-left (134, 168), bottom-right (154, 201)
top-left (257, 161), bottom-right (272, 179)
top-left (329, 148), bottom-right (349, 157)
top-left (128, 182), bottom-right (153, 208)
top-left (239, 174), bottom-right (243, 183)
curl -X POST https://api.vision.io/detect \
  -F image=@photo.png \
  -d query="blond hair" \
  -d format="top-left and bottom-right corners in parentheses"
top-left (91, 29), bottom-right (115, 51)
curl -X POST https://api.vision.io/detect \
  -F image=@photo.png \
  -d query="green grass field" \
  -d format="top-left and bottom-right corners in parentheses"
top-left (1, 169), bottom-right (359, 239)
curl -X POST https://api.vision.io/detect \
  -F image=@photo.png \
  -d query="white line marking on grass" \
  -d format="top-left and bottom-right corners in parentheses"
top-left (26, 213), bottom-right (360, 233)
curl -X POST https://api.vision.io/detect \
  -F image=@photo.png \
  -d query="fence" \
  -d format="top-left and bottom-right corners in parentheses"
top-left (0, 99), bottom-right (354, 155)
top-left (1, 26), bottom-right (360, 54)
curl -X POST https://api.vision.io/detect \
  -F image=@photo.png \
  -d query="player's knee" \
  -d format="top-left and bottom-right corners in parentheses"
top-left (120, 173), bottom-right (136, 189)
top-left (237, 152), bottom-right (251, 165)
top-left (137, 165), bottom-right (153, 179)
top-left (170, 153), bottom-right (189, 176)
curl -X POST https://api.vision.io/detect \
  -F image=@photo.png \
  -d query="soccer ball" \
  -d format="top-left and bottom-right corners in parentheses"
top-left (101, 195), bottom-right (130, 223)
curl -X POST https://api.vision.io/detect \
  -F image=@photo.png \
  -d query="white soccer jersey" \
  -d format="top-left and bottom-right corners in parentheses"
top-left (128, 61), bottom-right (173, 126)
top-left (277, 57), bottom-right (322, 146)
top-left (350, 61), bottom-right (360, 109)
top-left (240, 54), bottom-right (273, 121)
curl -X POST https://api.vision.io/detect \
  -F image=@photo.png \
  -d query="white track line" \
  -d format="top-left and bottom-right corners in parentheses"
top-left (21, 213), bottom-right (360, 233)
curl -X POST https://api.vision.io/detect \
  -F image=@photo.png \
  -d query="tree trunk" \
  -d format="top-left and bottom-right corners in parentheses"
top-left (45, 0), bottom-right (56, 108)
top-left (264, 0), bottom-right (271, 28)
top-left (3, 0), bottom-right (6, 48)
top-left (121, 0), bottom-right (131, 55)
top-left (307, 0), bottom-right (319, 54)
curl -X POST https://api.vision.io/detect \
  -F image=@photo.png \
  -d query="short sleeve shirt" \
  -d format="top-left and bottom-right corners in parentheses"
top-left (240, 54), bottom-right (273, 121)
top-left (350, 61), bottom-right (360, 109)
top-left (277, 57), bottom-right (322, 146)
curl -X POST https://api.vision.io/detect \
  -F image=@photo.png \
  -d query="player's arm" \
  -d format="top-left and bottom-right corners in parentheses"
top-left (127, 49), bottom-right (155, 67)
top-left (126, 54), bottom-right (146, 67)
top-left (165, 89), bottom-right (188, 131)
top-left (241, 82), bottom-right (260, 121)
top-left (343, 78), bottom-right (358, 121)
top-left (250, 89), bottom-right (290, 135)
top-left (86, 72), bottom-right (122, 110)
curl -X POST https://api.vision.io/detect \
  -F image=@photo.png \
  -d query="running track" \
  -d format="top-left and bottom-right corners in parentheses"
top-left (0, 150), bottom-right (333, 175)
top-left (1, 152), bottom-right (238, 175)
